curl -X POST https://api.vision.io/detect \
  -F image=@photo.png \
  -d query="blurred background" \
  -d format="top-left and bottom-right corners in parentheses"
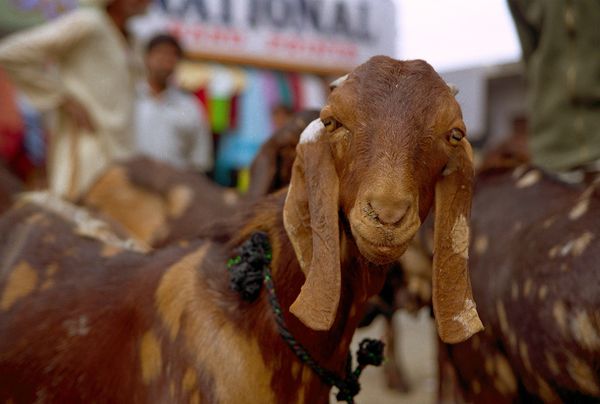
top-left (0, 1), bottom-right (588, 403)
top-left (0, 0), bottom-right (525, 190)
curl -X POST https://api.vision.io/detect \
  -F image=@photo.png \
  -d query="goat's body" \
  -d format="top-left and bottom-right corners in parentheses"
top-left (439, 167), bottom-right (600, 403)
top-left (81, 157), bottom-right (241, 247)
top-left (0, 203), bottom-right (200, 402)
top-left (0, 196), bottom-right (370, 403)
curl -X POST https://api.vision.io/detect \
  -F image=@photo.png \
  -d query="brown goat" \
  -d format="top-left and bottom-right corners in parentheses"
top-left (81, 110), bottom-right (320, 247)
top-left (0, 56), bottom-right (482, 402)
top-left (438, 166), bottom-right (600, 403)
top-left (81, 156), bottom-right (239, 247)
top-left (85, 107), bottom-right (417, 392)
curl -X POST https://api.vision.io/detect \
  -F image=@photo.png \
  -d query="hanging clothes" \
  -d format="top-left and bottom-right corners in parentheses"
top-left (208, 65), bottom-right (237, 134)
top-left (215, 68), bottom-right (271, 186)
top-left (287, 72), bottom-right (303, 111)
top-left (275, 71), bottom-right (293, 109)
top-left (19, 94), bottom-right (46, 167)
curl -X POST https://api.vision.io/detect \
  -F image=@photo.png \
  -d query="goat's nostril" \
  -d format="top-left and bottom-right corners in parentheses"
top-left (368, 198), bottom-right (410, 226)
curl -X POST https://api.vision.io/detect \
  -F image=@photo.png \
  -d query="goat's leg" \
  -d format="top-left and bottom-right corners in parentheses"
top-left (383, 313), bottom-right (411, 393)
top-left (437, 339), bottom-right (466, 404)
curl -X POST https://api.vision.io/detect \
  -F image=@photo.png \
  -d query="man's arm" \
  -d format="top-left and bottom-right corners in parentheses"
top-left (0, 9), bottom-right (100, 111)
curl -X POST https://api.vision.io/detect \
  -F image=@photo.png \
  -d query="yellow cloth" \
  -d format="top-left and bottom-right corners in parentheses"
top-left (0, 7), bottom-right (136, 198)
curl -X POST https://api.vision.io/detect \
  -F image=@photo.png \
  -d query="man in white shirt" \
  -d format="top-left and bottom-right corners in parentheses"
top-left (135, 34), bottom-right (212, 173)
top-left (0, 0), bottom-right (150, 199)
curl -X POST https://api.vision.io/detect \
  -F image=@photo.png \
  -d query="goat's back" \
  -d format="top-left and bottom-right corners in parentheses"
top-left (81, 157), bottom-right (240, 247)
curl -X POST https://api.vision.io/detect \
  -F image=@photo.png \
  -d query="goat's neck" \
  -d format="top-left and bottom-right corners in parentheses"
top-left (279, 232), bottom-right (387, 373)
top-left (233, 196), bottom-right (388, 374)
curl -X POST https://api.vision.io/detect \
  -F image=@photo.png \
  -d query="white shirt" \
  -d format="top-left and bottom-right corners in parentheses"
top-left (0, 7), bottom-right (137, 198)
top-left (135, 83), bottom-right (213, 172)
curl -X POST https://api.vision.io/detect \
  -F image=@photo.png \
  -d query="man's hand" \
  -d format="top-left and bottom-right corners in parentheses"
top-left (61, 96), bottom-right (95, 132)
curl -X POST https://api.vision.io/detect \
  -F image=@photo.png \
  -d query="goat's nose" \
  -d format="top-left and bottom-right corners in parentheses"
top-left (367, 195), bottom-right (411, 226)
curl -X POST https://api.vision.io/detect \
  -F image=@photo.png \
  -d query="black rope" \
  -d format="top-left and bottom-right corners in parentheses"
top-left (227, 232), bottom-right (385, 403)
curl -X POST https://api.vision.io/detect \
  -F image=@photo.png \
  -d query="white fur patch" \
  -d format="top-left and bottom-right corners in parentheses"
top-left (571, 310), bottom-right (600, 350)
top-left (18, 192), bottom-right (149, 253)
top-left (451, 215), bottom-right (469, 259)
top-left (516, 170), bottom-right (541, 188)
top-left (452, 298), bottom-right (478, 329)
top-left (569, 187), bottom-right (594, 220)
top-left (549, 232), bottom-right (596, 259)
top-left (329, 74), bottom-right (348, 89)
top-left (299, 119), bottom-right (325, 144)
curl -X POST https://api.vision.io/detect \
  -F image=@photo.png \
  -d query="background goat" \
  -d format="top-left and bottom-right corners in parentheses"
top-left (438, 166), bottom-right (600, 403)
top-left (0, 56), bottom-right (482, 402)
top-left (81, 110), bottom-right (320, 247)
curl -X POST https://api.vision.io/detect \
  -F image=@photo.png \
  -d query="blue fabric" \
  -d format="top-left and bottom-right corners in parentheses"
top-left (215, 69), bottom-right (272, 185)
top-left (18, 95), bottom-right (45, 166)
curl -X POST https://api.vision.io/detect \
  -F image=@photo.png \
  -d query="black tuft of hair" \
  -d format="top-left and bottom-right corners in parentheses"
top-left (145, 33), bottom-right (183, 58)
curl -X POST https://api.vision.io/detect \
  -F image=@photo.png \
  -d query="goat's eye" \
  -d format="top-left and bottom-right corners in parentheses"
top-left (448, 129), bottom-right (464, 146)
top-left (322, 118), bottom-right (341, 133)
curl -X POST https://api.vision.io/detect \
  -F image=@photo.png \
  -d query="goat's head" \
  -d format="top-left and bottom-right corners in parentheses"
top-left (283, 56), bottom-right (483, 343)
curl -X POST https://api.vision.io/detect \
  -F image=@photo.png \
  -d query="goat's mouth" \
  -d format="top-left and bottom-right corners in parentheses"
top-left (349, 217), bottom-right (421, 265)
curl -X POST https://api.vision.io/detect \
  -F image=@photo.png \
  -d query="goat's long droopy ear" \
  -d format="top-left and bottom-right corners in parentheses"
top-left (283, 119), bottom-right (340, 331)
top-left (433, 139), bottom-right (484, 343)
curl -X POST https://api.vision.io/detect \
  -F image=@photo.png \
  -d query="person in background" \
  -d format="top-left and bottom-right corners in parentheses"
top-left (0, 0), bottom-right (150, 200)
top-left (135, 34), bottom-right (213, 173)
top-left (270, 103), bottom-right (294, 131)
top-left (508, 0), bottom-right (600, 179)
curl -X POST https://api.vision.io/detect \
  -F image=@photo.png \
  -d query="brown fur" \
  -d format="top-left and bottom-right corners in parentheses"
top-left (81, 157), bottom-right (240, 247)
top-left (438, 166), bottom-right (600, 403)
top-left (0, 57), bottom-right (480, 402)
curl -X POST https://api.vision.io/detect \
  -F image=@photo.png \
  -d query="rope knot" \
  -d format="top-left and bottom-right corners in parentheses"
top-left (357, 338), bottom-right (385, 367)
top-left (228, 231), bottom-right (271, 301)
top-left (335, 379), bottom-right (361, 402)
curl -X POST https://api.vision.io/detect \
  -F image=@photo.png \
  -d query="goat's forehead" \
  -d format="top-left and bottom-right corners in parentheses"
top-left (332, 77), bottom-right (452, 116)
top-left (354, 58), bottom-right (446, 88)
top-left (331, 89), bottom-right (459, 128)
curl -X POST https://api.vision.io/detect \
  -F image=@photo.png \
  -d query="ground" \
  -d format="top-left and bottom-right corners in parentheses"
top-left (330, 309), bottom-right (437, 404)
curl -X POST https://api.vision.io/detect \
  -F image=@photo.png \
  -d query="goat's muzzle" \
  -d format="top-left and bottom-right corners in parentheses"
top-left (349, 200), bottom-right (421, 265)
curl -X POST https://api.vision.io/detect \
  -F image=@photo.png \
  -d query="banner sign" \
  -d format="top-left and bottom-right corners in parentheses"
top-left (132, 0), bottom-right (397, 73)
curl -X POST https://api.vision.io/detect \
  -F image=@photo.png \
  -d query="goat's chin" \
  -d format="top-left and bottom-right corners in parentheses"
top-left (357, 241), bottom-right (410, 265)
top-left (349, 209), bottom-right (421, 265)
top-left (350, 225), bottom-right (418, 265)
